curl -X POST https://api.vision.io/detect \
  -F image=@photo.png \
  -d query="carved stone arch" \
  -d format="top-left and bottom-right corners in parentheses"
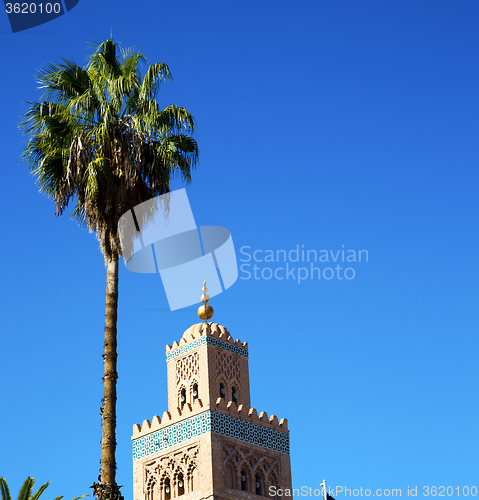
top-left (253, 455), bottom-right (268, 472)
top-left (225, 447), bottom-right (244, 470)
top-left (178, 451), bottom-right (189, 466)
top-left (261, 458), bottom-right (272, 473)
top-left (165, 456), bottom-right (179, 472)
top-left (159, 472), bottom-right (172, 500)
top-left (238, 453), bottom-right (255, 493)
top-left (144, 463), bottom-right (157, 485)
top-left (172, 465), bottom-right (186, 481)
top-left (254, 455), bottom-right (272, 489)
top-left (253, 468), bottom-right (267, 497)
top-left (264, 458), bottom-right (279, 477)
top-left (223, 444), bottom-right (236, 460)
top-left (186, 462), bottom-right (197, 492)
top-left (153, 462), bottom-right (163, 477)
top-left (239, 464), bottom-right (252, 493)
top-left (145, 476), bottom-right (158, 500)
top-left (267, 470), bottom-right (280, 500)
top-left (173, 465), bottom-right (187, 496)
top-left (224, 454), bottom-right (240, 489)
top-left (235, 447), bottom-right (247, 461)
top-left (240, 450), bottom-right (257, 470)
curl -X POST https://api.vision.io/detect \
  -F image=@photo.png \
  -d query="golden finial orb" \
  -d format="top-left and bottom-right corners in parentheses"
top-left (198, 280), bottom-right (214, 322)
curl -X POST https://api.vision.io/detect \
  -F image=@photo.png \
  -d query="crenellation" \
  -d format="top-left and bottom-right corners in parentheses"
top-left (132, 423), bottom-right (141, 436)
top-left (215, 396), bottom-right (226, 410)
top-left (150, 415), bottom-right (162, 430)
top-left (213, 404), bottom-right (286, 432)
top-left (162, 410), bottom-right (172, 422)
top-left (166, 322), bottom-right (249, 358)
top-left (134, 399), bottom-right (208, 439)
top-left (248, 408), bottom-right (258, 418)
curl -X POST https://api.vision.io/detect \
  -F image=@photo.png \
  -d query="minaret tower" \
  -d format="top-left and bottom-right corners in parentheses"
top-left (132, 282), bottom-right (292, 500)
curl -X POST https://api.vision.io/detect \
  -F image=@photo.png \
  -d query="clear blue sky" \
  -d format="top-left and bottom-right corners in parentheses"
top-left (1, 1), bottom-right (478, 499)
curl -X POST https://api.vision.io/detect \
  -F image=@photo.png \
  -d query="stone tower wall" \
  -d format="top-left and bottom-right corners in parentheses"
top-left (133, 322), bottom-right (291, 500)
top-left (166, 323), bottom-right (251, 412)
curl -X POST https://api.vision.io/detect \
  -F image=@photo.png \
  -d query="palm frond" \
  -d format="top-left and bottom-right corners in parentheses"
top-left (139, 62), bottom-right (171, 102)
top-left (30, 482), bottom-right (50, 500)
top-left (17, 478), bottom-right (34, 500)
top-left (157, 104), bottom-right (196, 134)
top-left (82, 157), bottom-right (111, 197)
top-left (0, 478), bottom-right (12, 500)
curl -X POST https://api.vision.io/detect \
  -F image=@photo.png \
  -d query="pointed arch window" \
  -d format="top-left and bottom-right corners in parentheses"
top-left (232, 386), bottom-right (238, 403)
top-left (177, 472), bottom-right (185, 496)
top-left (220, 382), bottom-right (226, 400)
top-left (180, 388), bottom-right (186, 408)
top-left (192, 383), bottom-right (198, 401)
top-left (255, 474), bottom-right (262, 496)
top-left (164, 478), bottom-right (171, 500)
top-left (241, 470), bottom-right (248, 492)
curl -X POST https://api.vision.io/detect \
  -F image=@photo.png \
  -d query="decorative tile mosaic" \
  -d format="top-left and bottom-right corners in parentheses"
top-left (166, 336), bottom-right (248, 361)
top-left (132, 412), bottom-right (211, 461)
top-left (132, 411), bottom-right (289, 461)
top-left (210, 412), bottom-right (290, 455)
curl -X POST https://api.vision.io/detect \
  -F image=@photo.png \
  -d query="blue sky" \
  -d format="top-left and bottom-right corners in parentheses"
top-left (1, 1), bottom-right (478, 499)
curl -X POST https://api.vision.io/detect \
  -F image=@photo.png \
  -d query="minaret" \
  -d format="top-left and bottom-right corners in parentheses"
top-left (132, 282), bottom-right (292, 500)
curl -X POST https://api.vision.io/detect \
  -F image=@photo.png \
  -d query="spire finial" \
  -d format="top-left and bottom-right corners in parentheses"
top-left (198, 280), bottom-right (214, 323)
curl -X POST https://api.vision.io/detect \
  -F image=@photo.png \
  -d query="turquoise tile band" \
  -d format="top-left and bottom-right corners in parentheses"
top-left (132, 411), bottom-right (289, 460)
top-left (166, 336), bottom-right (248, 361)
top-left (132, 412), bottom-right (210, 460)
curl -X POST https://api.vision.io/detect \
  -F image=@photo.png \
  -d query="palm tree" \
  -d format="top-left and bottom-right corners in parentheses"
top-left (20, 39), bottom-right (198, 500)
top-left (0, 477), bottom-right (86, 500)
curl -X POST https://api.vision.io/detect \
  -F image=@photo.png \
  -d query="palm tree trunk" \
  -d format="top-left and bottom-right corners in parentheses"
top-left (101, 257), bottom-right (119, 486)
